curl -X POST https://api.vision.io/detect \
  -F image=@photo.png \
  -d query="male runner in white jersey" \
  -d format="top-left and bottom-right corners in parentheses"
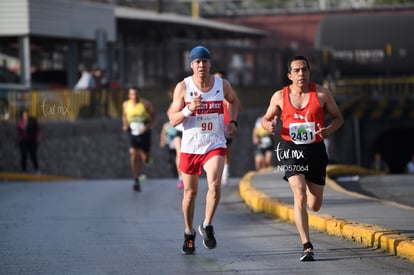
top-left (168, 45), bottom-right (239, 254)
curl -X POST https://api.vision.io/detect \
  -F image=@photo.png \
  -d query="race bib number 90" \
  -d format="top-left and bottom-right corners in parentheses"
top-left (196, 113), bottom-right (219, 134)
top-left (289, 122), bottom-right (315, 144)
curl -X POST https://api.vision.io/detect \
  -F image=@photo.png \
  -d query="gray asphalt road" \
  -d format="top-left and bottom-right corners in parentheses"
top-left (0, 178), bottom-right (413, 274)
top-left (338, 174), bottom-right (414, 208)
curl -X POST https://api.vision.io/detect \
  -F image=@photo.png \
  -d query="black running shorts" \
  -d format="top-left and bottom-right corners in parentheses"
top-left (275, 139), bottom-right (328, 186)
top-left (128, 130), bottom-right (152, 153)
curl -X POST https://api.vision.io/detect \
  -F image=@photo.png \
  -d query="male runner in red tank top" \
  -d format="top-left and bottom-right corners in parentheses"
top-left (262, 56), bottom-right (343, 261)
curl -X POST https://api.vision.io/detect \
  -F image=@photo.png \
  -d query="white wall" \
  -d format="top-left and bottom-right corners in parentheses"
top-left (0, 0), bottom-right (30, 36)
top-left (0, 0), bottom-right (115, 41)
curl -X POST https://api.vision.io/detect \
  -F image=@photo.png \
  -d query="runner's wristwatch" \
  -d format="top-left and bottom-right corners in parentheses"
top-left (230, 120), bottom-right (238, 127)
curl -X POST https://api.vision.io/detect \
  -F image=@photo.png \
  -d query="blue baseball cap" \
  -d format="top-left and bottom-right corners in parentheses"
top-left (189, 46), bottom-right (210, 63)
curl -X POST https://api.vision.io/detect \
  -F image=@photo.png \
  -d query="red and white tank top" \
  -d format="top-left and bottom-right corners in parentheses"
top-left (181, 76), bottom-right (227, 154)
top-left (280, 82), bottom-right (325, 144)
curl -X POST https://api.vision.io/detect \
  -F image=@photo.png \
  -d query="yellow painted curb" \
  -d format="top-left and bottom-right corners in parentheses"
top-left (0, 172), bottom-right (77, 182)
top-left (238, 166), bottom-right (414, 263)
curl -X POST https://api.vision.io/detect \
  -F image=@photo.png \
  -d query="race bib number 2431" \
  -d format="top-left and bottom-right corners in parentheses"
top-left (289, 122), bottom-right (315, 144)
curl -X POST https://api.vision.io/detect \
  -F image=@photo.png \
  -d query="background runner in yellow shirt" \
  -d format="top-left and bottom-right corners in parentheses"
top-left (122, 86), bottom-right (156, 192)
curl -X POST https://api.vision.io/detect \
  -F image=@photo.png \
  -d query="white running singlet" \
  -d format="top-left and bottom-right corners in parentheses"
top-left (181, 76), bottom-right (226, 154)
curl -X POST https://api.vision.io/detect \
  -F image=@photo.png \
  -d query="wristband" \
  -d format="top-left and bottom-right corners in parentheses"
top-left (181, 105), bottom-right (193, 117)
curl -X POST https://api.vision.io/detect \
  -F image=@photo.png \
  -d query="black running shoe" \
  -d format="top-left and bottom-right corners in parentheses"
top-left (300, 248), bottom-right (315, 261)
top-left (182, 230), bottom-right (196, 254)
top-left (133, 178), bottom-right (141, 192)
top-left (198, 224), bottom-right (216, 249)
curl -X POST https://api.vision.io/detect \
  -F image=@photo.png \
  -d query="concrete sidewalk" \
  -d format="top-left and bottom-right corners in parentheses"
top-left (239, 167), bottom-right (414, 264)
top-left (0, 172), bottom-right (76, 182)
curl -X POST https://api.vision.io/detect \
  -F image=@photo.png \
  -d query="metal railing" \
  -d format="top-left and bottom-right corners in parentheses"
top-left (331, 76), bottom-right (414, 97)
top-left (2, 76), bottom-right (414, 122)
top-left (0, 89), bottom-right (126, 121)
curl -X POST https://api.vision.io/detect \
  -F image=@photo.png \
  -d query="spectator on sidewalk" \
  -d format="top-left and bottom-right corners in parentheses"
top-left (405, 154), bottom-right (414, 174)
top-left (17, 109), bottom-right (41, 174)
top-left (371, 152), bottom-right (389, 174)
